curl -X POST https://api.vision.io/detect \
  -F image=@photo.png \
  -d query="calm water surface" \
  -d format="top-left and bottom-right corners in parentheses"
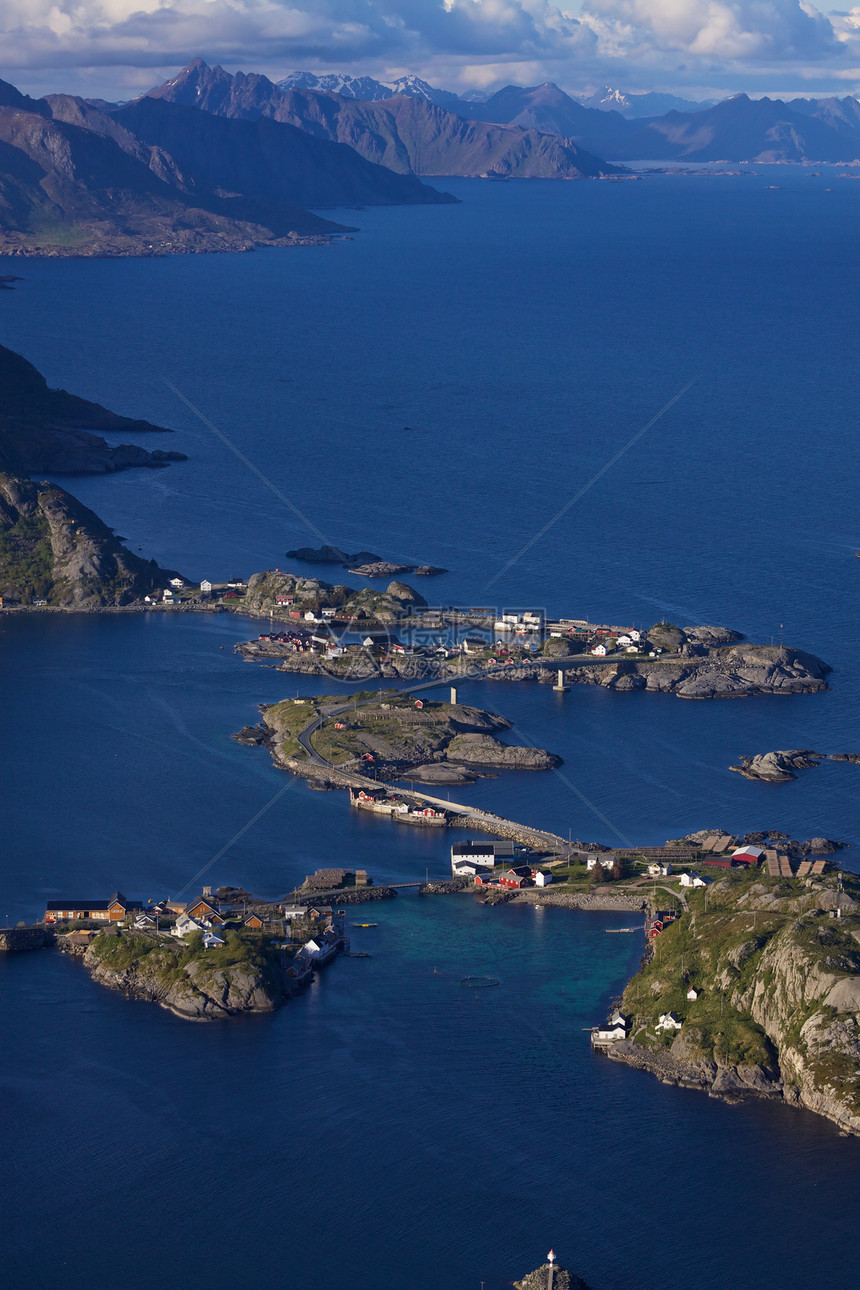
top-left (1, 171), bottom-right (859, 1287)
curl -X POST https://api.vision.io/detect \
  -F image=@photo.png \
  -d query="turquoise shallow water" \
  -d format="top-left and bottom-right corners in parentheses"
top-left (1, 170), bottom-right (860, 1287)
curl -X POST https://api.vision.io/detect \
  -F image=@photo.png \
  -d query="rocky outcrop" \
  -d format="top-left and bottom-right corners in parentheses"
top-left (730, 750), bottom-right (826, 782)
top-left (285, 545), bottom-right (380, 564)
top-left (407, 763), bottom-right (481, 784)
top-left (0, 472), bottom-right (181, 606)
top-left (348, 561), bottom-right (416, 577)
top-left (515, 1263), bottom-right (593, 1290)
top-left (537, 641), bottom-right (829, 699)
top-left (444, 732), bottom-right (561, 769)
top-left (0, 342), bottom-right (186, 475)
top-left (81, 931), bottom-right (302, 1020)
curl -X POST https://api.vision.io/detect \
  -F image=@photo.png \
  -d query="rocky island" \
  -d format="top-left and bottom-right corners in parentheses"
top-left (67, 926), bottom-right (304, 1020)
top-left (238, 689), bottom-right (561, 786)
top-left (603, 865), bottom-right (860, 1135)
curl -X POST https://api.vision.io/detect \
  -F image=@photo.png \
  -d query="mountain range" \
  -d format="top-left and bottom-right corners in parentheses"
top-left (146, 61), bottom-right (622, 179)
top-left (0, 75), bottom-right (453, 256)
top-left (145, 62), bottom-right (860, 167)
top-left (276, 70), bottom-right (711, 118)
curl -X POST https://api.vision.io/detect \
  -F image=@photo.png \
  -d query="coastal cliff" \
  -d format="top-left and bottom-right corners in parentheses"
top-left (0, 342), bottom-right (186, 474)
top-left (0, 472), bottom-right (180, 606)
top-left (605, 868), bottom-right (860, 1134)
top-left (77, 929), bottom-right (299, 1020)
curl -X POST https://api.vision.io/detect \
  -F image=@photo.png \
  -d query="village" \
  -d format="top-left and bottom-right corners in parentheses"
top-left (40, 876), bottom-right (375, 989)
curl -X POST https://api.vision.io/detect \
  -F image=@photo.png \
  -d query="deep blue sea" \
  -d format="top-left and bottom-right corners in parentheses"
top-left (1, 171), bottom-right (859, 1288)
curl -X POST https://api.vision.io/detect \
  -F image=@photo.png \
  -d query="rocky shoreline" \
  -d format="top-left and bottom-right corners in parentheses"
top-left (602, 869), bottom-right (860, 1137)
top-left (61, 931), bottom-right (307, 1021)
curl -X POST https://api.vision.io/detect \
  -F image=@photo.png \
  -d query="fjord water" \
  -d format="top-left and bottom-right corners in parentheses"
top-left (1, 172), bottom-right (860, 1288)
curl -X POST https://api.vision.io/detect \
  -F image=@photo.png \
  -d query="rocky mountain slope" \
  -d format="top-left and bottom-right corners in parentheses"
top-left (0, 472), bottom-right (179, 606)
top-left (0, 74), bottom-right (452, 256)
top-left (0, 342), bottom-right (185, 474)
top-left (112, 96), bottom-right (456, 209)
top-left (144, 60), bottom-right (623, 179)
top-left (607, 867), bottom-right (860, 1135)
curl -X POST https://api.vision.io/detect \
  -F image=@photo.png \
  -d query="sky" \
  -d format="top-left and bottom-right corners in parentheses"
top-left (0, 0), bottom-right (859, 103)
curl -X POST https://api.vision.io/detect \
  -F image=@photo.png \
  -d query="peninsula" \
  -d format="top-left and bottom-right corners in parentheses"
top-left (0, 342), bottom-right (185, 475)
top-left (598, 863), bottom-right (860, 1136)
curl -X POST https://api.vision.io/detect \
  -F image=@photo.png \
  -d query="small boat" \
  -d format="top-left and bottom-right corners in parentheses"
top-left (347, 951), bottom-right (372, 958)
top-left (353, 922), bottom-right (378, 928)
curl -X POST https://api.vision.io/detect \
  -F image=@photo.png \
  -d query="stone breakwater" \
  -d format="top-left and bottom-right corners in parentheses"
top-left (513, 890), bottom-right (649, 912)
top-left (290, 886), bottom-right (397, 906)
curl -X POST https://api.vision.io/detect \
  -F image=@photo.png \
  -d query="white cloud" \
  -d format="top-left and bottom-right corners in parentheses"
top-left (582, 0), bottom-right (840, 61)
top-left (0, 0), bottom-right (857, 99)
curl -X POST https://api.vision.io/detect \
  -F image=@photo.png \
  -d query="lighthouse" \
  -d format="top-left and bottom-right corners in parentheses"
top-left (547, 1249), bottom-right (556, 1290)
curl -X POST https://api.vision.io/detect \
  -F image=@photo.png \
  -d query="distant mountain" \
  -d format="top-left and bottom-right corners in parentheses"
top-left (605, 93), bottom-right (860, 162)
top-left (146, 61), bottom-right (624, 179)
top-left (276, 71), bottom-right (393, 101)
top-left (0, 72), bottom-right (456, 256)
top-left (473, 82), bottom-right (860, 161)
top-left (579, 86), bottom-right (715, 117)
top-left (113, 96), bottom-right (456, 210)
top-left (276, 70), bottom-right (468, 112)
top-left (0, 81), bottom-right (352, 256)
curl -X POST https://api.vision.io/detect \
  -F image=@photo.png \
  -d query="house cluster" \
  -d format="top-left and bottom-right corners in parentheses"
top-left (43, 891), bottom-right (142, 923)
top-left (299, 868), bottom-right (371, 892)
top-left (349, 789), bottom-right (447, 825)
top-left (492, 611), bottom-right (544, 635)
top-left (647, 908), bottom-right (680, 940)
top-left (144, 577), bottom-right (249, 606)
top-left (450, 840), bottom-right (553, 888)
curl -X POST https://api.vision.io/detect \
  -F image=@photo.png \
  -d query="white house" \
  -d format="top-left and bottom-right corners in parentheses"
top-left (451, 842), bottom-right (497, 872)
top-left (321, 607), bottom-right (337, 619)
top-left (362, 637), bottom-right (375, 647)
top-left (532, 870), bottom-right (553, 887)
top-left (162, 589), bottom-right (176, 602)
top-left (656, 1012), bottom-right (682, 1032)
top-left (304, 611), bottom-right (319, 623)
top-left (281, 907), bottom-right (306, 921)
top-left (617, 634), bottom-right (633, 647)
top-left (173, 914), bottom-right (204, 938)
top-left (134, 913), bottom-right (156, 929)
top-left (592, 1022), bottom-right (627, 1043)
top-left (680, 872), bottom-right (710, 888)
top-left (647, 862), bottom-right (672, 878)
top-left (686, 987), bottom-right (700, 1001)
top-left (200, 579), bottom-right (213, 593)
top-left (608, 1010), bottom-right (627, 1028)
top-left (628, 629), bottom-right (641, 642)
top-left (203, 930), bottom-right (225, 948)
top-left (169, 577), bottom-right (185, 588)
top-left (586, 854), bottom-right (615, 871)
top-left (590, 644), bottom-right (607, 656)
